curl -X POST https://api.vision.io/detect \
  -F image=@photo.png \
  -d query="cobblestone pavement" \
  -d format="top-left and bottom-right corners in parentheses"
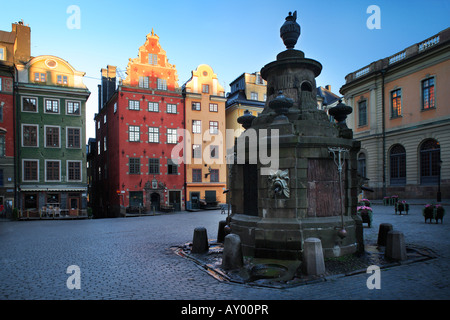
top-left (0, 200), bottom-right (449, 301)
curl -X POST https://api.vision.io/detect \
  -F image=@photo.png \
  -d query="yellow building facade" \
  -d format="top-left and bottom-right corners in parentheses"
top-left (182, 64), bottom-right (227, 208)
top-left (225, 72), bottom-right (266, 138)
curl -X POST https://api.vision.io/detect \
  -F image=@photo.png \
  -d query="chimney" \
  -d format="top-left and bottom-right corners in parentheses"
top-left (325, 85), bottom-right (331, 91)
top-left (100, 65), bottom-right (117, 109)
top-left (11, 21), bottom-right (31, 64)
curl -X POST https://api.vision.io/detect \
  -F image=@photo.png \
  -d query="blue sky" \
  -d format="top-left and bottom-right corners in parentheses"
top-left (1, 0), bottom-right (449, 141)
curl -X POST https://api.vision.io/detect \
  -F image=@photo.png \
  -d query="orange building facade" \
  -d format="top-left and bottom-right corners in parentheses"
top-left (340, 28), bottom-right (450, 200)
top-left (182, 64), bottom-right (227, 209)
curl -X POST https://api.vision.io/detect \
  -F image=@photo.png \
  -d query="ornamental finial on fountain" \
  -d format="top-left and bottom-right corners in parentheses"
top-left (280, 11), bottom-right (301, 50)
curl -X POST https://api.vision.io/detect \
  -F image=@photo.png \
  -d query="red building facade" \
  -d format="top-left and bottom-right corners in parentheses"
top-left (93, 30), bottom-right (185, 217)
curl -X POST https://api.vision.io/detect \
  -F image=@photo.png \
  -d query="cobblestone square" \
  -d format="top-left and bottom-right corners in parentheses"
top-left (1, 201), bottom-right (449, 301)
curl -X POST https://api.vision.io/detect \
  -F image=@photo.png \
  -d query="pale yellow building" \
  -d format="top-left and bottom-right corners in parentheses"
top-left (225, 72), bottom-right (266, 138)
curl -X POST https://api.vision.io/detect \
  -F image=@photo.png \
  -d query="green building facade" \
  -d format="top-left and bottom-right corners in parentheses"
top-left (15, 55), bottom-right (90, 217)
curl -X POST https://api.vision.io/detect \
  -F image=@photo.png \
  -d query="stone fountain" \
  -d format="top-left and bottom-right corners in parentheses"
top-left (228, 11), bottom-right (361, 261)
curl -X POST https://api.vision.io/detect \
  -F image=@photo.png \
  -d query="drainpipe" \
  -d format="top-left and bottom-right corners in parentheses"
top-left (381, 68), bottom-right (386, 198)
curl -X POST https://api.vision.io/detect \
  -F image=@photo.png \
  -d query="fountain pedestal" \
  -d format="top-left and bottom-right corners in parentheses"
top-left (229, 11), bottom-right (361, 260)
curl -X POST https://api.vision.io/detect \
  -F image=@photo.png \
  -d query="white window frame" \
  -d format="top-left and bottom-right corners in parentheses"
top-left (148, 102), bottom-right (159, 112)
top-left (129, 100), bottom-right (140, 110)
top-left (22, 159), bottom-right (39, 182)
top-left (129, 125), bottom-right (140, 142)
top-left (44, 98), bottom-right (60, 114)
top-left (166, 103), bottom-right (177, 114)
top-left (44, 125), bottom-right (61, 148)
top-left (66, 100), bottom-right (81, 116)
top-left (21, 124), bottom-right (39, 147)
top-left (167, 128), bottom-right (177, 144)
top-left (45, 159), bottom-right (61, 182)
top-left (66, 127), bottom-right (82, 149)
top-left (67, 160), bottom-right (82, 182)
top-left (148, 127), bottom-right (159, 143)
top-left (21, 96), bottom-right (38, 113)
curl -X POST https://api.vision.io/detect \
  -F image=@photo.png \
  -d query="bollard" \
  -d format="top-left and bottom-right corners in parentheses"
top-left (191, 227), bottom-right (209, 254)
top-left (354, 214), bottom-right (364, 254)
top-left (302, 238), bottom-right (326, 276)
top-left (217, 220), bottom-right (227, 243)
top-left (385, 230), bottom-right (407, 261)
top-left (377, 223), bottom-right (393, 246)
top-left (222, 234), bottom-right (243, 270)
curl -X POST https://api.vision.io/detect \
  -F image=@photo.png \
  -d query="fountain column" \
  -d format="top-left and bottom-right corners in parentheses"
top-left (229, 11), bottom-right (361, 260)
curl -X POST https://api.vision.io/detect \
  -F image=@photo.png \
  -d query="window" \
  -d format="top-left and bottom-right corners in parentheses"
top-left (202, 84), bottom-right (209, 93)
top-left (0, 135), bottom-right (5, 157)
top-left (357, 153), bottom-right (366, 178)
top-left (148, 54), bottom-right (158, 65)
top-left (358, 100), bottom-right (367, 127)
top-left (192, 120), bottom-right (201, 134)
top-left (422, 77), bottom-right (435, 110)
top-left (390, 145), bottom-right (406, 185)
top-left (46, 161), bottom-right (60, 181)
top-left (148, 127), bottom-right (159, 143)
top-left (209, 121), bottom-right (218, 135)
top-left (129, 125), bottom-right (140, 142)
top-left (210, 145), bottom-right (219, 159)
top-left (149, 158), bottom-right (160, 174)
top-left (67, 128), bottom-right (81, 148)
top-left (139, 76), bottom-right (149, 88)
top-left (157, 78), bottom-right (167, 90)
top-left (0, 47), bottom-right (4, 61)
top-left (167, 159), bottom-right (178, 175)
top-left (192, 169), bottom-right (202, 182)
top-left (209, 103), bottom-right (218, 112)
top-left (34, 73), bottom-right (46, 82)
top-left (104, 136), bottom-right (107, 151)
top-left (192, 102), bottom-right (201, 111)
top-left (45, 99), bottom-right (59, 113)
top-left (420, 139), bottom-right (440, 185)
top-left (148, 102), bottom-right (159, 112)
top-left (166, 104), bottom-right (177, 114)
top-left (22, 97), bottom-right (37, 112)
top-left (66, 101), bottom-right (81, 115)
top-left (167, 128), bottom-right (177, 144)
top-left (67, 161), bottom-right (81, 181)
top-left (45, 126), bottom-right (60, 148)
top-left (251, 92), bottom-right (258, 100)
top-left (210, 169), bottom-right (219, 182)
top-left (192, 144), bottom-right (201, 159)
top-left (57, 75), bottom-right (68, 85)
top-left (129, 100), bottom-right (140, 110)
top-left (98, 140), bottom-right (101, 155)
top-left (114, 102), bottom-right (117, 113)
top-left (104, 114), bottom-right (107, 123)
top-left (0, 78), bottom-right (2, 92)
top-left (256, 74), bottom-right (264, 85)
top-left (23, 160), bottom-right (38, 181)
top-left (129, 158), bottom-right (140, 174)
top-left (22, 125), bottom-right (38, 147)
top-left (391, 89), bottom-right (402, 118)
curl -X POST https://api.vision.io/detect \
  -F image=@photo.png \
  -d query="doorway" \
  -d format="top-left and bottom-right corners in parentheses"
top-left (169, 190), bottom-right (181, 211)
top-left (150, 192), bottom-right (160, 211)
top-left (190, 192), bottom-right (200, 209)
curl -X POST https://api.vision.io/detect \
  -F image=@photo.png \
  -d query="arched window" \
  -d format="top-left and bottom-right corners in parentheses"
top-left (390, 144), bottom-right (406, 185)
top-left (357, 153), bottom-right (366, 178)
top-left (420, 139), bottom-right (440, 185)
